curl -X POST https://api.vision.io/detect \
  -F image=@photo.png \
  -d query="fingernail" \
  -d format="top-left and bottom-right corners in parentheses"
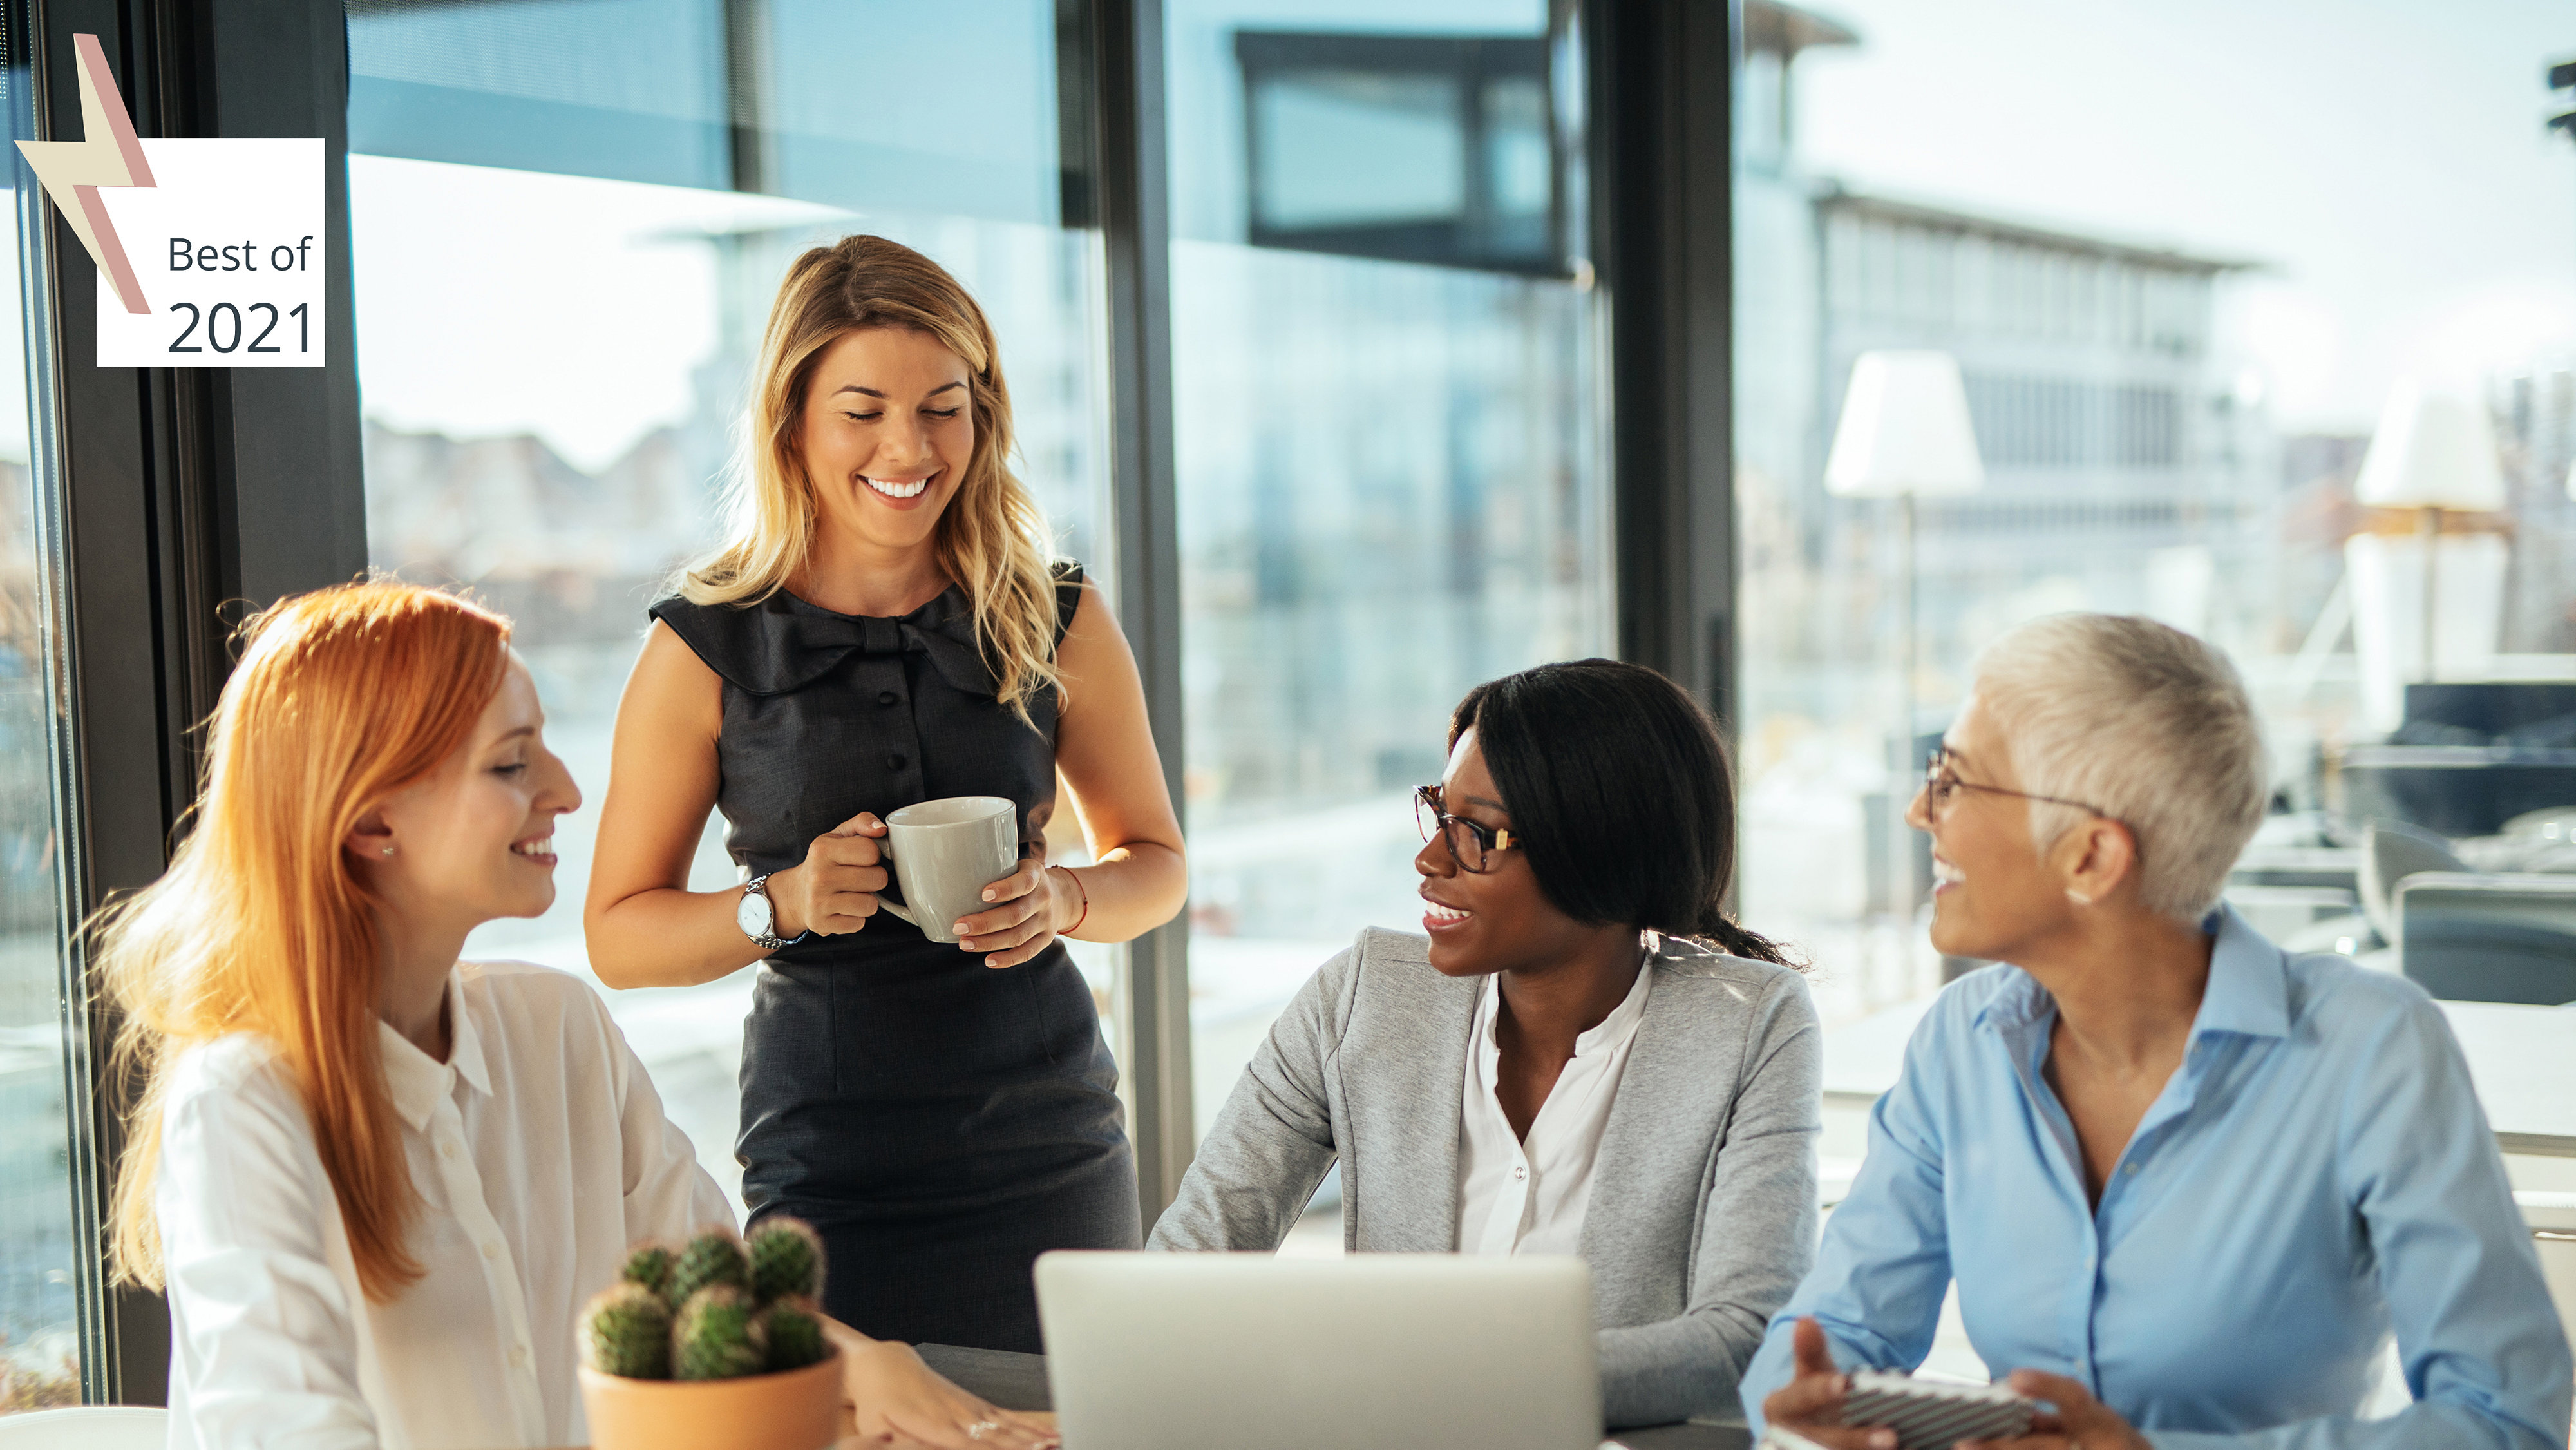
top-left (953, 923), bottom-right (971, 936)
top-left (1870, 1432), bottom-right (1895, 1450)
top-left (982, 890), bottom-right (996, 901)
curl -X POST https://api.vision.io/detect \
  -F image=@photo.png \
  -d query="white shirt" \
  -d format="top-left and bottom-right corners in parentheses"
top-left (157, 961), bottom-right (730, 1450)
top-left (1454, 953), bottom-right (1654, 1257)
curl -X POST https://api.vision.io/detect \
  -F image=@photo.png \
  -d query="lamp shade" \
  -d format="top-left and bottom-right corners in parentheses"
top-left (1824, 350), bottom-right (1985, 498)
top-left (2353, 381), bottom-right (2506, 511)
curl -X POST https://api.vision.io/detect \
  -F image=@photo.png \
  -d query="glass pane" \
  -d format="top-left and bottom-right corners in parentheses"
top-left (1170, 0), bottom-right (1608, 1210)
top-left (1735, 0), bottom-right (2576, 1371)
top-left (1253, 72), bottom-right (1465, 229)
top-left (347, 0), bottom-right (1116, 1219)
top-left (0, 16), bottom-right (87, 1416)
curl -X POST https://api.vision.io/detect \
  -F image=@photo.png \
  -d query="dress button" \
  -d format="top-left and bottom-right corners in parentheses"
top-left (878, 690), bottom-right (899, 707)
top-left (509, 1344), bottom-right (530, 1368)
top-left (1512, 1166), bottom-right (1527, 1181)
top-left (482, 1241), bottom-right (501, 1261)
top-left (2124, 1162), bottom-right (2139, 1174)
top-left (440, 1141), bottom-right (459, 1160)
top-left (887, 752), bottom-right (907, 770)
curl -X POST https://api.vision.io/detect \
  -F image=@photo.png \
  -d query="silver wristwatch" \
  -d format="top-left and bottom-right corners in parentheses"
top-left (737, 873), bottom-right (794, 950)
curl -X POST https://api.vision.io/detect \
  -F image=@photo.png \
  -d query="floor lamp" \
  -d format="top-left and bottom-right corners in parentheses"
top-left (2350, 381), bottom-right (2505, 727)
top-left (1825, 350), bottom-right (1984, 924)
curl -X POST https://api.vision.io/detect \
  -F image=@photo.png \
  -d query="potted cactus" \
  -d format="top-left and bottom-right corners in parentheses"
top-left (576, 1219), bottom-right (841, 1450)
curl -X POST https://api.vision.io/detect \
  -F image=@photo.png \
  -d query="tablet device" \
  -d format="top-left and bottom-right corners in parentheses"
top-left (1837, 1371), bottom-right (2033, 1450)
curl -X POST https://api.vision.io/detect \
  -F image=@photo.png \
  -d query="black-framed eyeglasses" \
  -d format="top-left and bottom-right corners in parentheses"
top-left (1922, 749), bottom-right (2110, 825)
top-left (1414, 785), bottom-right (1527, 873)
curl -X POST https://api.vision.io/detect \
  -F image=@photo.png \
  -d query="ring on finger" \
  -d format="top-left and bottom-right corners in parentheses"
top-left (965, 1419), bottom-right (1000, 1441)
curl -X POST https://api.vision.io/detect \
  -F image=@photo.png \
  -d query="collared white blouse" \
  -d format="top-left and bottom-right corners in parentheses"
top-left (157, 960), bottom-right (730, 1450)
top-left (1454, 955), bottom-right (1654, 1257)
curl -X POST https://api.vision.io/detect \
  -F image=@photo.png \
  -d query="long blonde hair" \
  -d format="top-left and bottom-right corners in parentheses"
top-left (684, 235), bottom-right (1064, 719)
top-left (100, 581), bottom-right (513, 1302)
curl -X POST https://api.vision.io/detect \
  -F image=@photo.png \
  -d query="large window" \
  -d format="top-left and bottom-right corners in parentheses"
top-left (1737, 0), bottom-right (2576, 1000)
top-left (1166, 0), bottom-right (1610, 1174)
top-left (1, 10), bottom-right (85, 1415)
top-left (346, 0), bottom-right (1119, 1217)
top-left (1735, 0), bottom-right (2576, 1372)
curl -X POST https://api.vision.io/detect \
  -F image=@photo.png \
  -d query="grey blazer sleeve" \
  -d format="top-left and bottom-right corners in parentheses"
top-left (1145, 940), bottom-right (1354, 1251)
top-left (1596, 969), bottom-right (1823, 1427)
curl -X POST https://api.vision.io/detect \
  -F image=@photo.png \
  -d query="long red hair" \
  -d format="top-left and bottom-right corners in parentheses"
top-left (102, 581), bottom-right (511, 1302)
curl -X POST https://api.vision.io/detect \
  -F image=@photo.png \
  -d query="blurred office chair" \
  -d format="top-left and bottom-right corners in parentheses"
top-left (2393, 873), bottom-right (2576, 1004)
top-left (0, 1406), bottom-right (167, 1449)
top-left (2358, 818), bottom-right (2468, 942)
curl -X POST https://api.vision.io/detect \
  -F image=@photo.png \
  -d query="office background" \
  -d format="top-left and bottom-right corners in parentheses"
top-left (3, 0), bottom-right (2571, 1413)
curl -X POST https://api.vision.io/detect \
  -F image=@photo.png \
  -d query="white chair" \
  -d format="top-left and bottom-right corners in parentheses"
top-left (2518, 1190), bottom-right (2576, 1437)
top-left (0, 1406), bottom-right (167, 1449)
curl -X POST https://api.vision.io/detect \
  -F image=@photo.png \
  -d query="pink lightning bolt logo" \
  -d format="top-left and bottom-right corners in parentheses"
top-left (15, 34), bottom-right (157, 314)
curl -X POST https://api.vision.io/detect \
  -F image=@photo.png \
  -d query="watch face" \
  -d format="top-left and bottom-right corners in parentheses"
top-left (737, 886), bottom-right (772, 939)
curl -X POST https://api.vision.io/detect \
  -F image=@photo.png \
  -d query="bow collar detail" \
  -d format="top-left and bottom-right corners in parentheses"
top-left (648, 587), bottom-right (999, 698)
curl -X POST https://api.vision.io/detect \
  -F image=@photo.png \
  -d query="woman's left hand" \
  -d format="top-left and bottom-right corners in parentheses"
top-left (841, 1339), bottom-right (1059, 1449)
top-left (1959, 1371), bottom-right (2150, 1450)
top-left (952, 859), bottom-right (1071, 969)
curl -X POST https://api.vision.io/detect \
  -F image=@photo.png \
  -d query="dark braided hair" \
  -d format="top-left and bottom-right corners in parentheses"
top-left (1448, 659), bottom-right (1795, 966)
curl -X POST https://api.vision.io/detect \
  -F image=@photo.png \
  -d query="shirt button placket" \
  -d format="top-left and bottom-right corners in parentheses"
top-left (869, 660), bottom-right (920, 794)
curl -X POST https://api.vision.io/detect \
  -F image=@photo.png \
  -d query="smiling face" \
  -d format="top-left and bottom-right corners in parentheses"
top-left (1415, 729), bottom-right (1604, 978)
top-left (359, 656), bottom-right (581, 933)
top-left (1909, 692), bottom-right (2085, 962)
top-left (795, 325), bottom-right (976, 555)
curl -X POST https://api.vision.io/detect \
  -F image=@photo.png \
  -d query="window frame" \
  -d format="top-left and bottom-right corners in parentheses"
top-left (25, 0), bottom-right (366, 1404)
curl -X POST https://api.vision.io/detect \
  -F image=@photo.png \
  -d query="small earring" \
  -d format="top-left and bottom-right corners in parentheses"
top-left (2065, 888), bottom-right (2092, 906)
top-left (381, 845), bottom-right (395, 857)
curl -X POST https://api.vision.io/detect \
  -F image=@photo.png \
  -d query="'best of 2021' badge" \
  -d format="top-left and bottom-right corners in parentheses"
top-left (17, 34), bottom-right (326, 368)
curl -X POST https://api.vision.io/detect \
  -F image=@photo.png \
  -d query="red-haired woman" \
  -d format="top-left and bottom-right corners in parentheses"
top-left (101, 582), bottom-right (1054, 1450)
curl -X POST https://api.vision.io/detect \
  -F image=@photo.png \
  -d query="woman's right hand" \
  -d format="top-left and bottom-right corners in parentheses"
top-left (838, 1338), bottom-right (1058, 1449)
top-left (1763, 1317), bottom-right (1897, 1450)
top-left (769, 812), bottom-right (891, 939)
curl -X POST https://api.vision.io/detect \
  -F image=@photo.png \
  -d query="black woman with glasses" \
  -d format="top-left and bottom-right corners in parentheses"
top-left (1748, 614), bottom-right (2570, 1450)
top-left (1148, 658), bottom-right (1824, 1431)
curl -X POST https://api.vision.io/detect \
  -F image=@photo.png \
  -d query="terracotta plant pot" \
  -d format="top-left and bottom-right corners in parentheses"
top-left (579, 1350), bottom-right (842, 1450)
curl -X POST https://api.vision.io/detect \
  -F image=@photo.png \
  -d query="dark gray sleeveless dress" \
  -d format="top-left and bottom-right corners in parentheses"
top-left (648, 564), bottom-right (1139, 1353)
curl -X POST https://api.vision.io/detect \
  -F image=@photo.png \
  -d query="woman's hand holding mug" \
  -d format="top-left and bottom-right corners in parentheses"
top-left (954, 859), bottom-right (1081, 969)
top-left (768, 812), bottom-right (891, 939)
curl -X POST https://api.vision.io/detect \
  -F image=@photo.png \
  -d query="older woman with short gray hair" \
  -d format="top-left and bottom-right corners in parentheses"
top-left (1747, 614), bottom-right (2570, 1449)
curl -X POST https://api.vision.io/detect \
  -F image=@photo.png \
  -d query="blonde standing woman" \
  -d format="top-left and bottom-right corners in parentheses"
top-left (105, 582), bottom-right (1056, 1450)
top-left (586, 236), bottom-right (1186, 1353)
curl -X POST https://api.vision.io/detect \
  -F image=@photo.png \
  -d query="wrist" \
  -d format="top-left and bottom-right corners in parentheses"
top-left (1054, 865), bottom-right (1091, 939)
top-left (846, 1336), bottom-right (918, 1371)
top-left (762, 867), bottom-right (806, 940)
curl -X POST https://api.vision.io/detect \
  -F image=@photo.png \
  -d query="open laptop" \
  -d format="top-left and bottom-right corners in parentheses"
top-left (1034, 1251), bottom-right (1602, 1450)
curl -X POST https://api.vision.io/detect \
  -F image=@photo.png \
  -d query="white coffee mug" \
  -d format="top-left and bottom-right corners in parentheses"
top-left (873, 796), bottom-right (1020, 945)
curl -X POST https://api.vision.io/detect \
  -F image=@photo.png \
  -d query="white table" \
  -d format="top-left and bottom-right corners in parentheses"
top-left (2440, 1000), bottom-right (2576, 1157)
top-left (1818, 995), bottom-right (2576, 1157)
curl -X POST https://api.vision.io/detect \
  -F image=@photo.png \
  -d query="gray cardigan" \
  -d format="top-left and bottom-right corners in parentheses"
top-left (1148, 927), bottom-right (1821, 1428)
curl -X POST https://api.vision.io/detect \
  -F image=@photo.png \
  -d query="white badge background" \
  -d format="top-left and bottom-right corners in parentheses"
top-left (92, 138), bottom-right (326, 368)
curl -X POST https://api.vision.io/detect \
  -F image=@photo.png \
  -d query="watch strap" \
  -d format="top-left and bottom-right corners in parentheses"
top-left (741, 873), bottom-right (794, 951)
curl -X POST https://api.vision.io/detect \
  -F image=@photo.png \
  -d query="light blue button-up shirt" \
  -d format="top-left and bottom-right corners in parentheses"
top-left (1741, 907), bottom-right (2573, 1448)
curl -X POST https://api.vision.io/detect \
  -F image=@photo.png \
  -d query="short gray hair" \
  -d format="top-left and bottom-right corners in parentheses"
top-left (1970, 614), bottom-right (2267, 921)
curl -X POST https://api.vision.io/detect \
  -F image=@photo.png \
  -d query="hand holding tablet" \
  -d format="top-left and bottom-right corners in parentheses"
top-left (1761, 1316), bottom-right (2152, 1450)
top-left (1759, 1318), bottom-right (2044, 1450)
top-left (1835, 1372), bottom-right (2034, 1449)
